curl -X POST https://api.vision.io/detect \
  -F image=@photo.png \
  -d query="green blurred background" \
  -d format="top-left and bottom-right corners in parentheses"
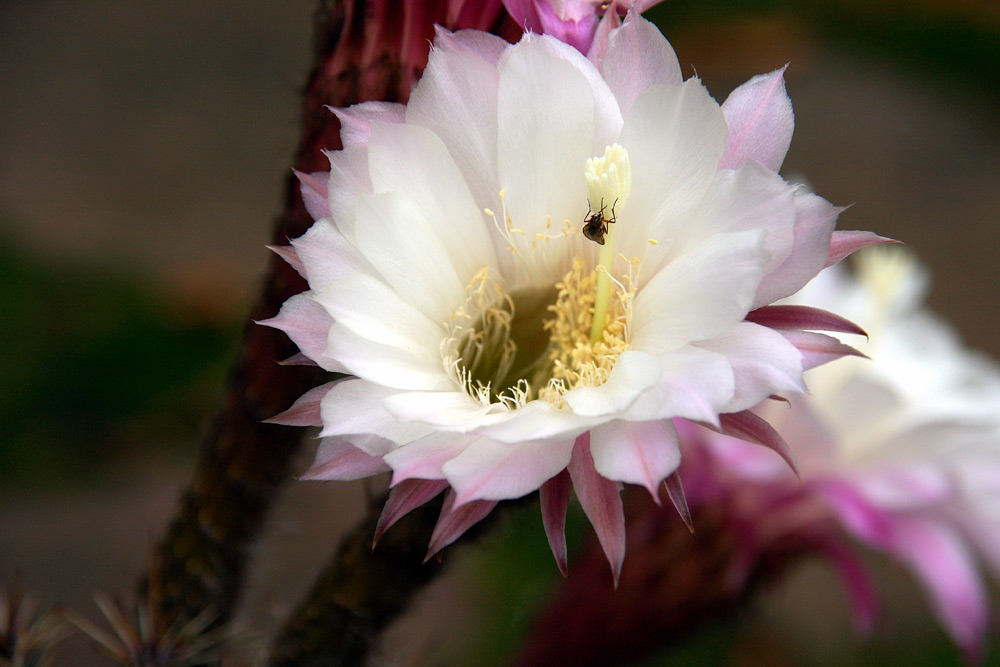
top-left (1, 1), bottom-right (999, 664)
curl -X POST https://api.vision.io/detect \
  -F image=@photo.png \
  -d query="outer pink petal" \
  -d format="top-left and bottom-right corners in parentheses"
top-left (374, 478), bottom-right (449, 545)
top-left (257, 293), bottom-right (344, 373)
top-left (426, 489), bottom-right (498, 560)
top-left (599, 12), bottom-right (681, 115)
top-left (810, 535), bottom-right (881, 635)
top-left (753, 191), bottom-right (841, 308)
top-left (719, 66), bottom-right (793, 172)
top-left (746, 305), bottom-right (867, 336)
top-left (299, 435), bottom-right (392, 481)
top-left (589, 419), bottom-right (680, 501)
top-left (714, 411), bottom-right (798, 476)
top-left (663, 471), bottom-right (693, 532)
top-left (568, 432), bottom-right (626, 586)
top-left (540, 470), bottom-right (572, 576)
top-left (444, 437), bottom-right (575, 504)
top-left (825, 230), bottom-right (898, 267)
top-left (264, 381), bottom-right (339, 427)
top-left (887, 518), bottom-right (989, 656)
top-left (295, 170), bottom-right (330, 221)
top-left (781, 330), bottom-right (866, 370)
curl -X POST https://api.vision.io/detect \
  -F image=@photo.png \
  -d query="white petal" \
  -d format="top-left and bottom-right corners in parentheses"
top-left (617, 80), bottom-right (727, 249)
top-left (631, 230), bottom-right (768, 353)
top-left (696, 321), bottom-right (805, 413)
top-left (290, 218), bottom-right (376, 292)
top-left (319, 378), bottom-right (433, 445)
top-left (326, 322), bottom-right (453, 391)
top-left (383, 432), bottom-right (473, 483)
top-left (325, 146), bottom-right (372, 237)
top-left (367, 121), bottom-right (499, 282)
top-left (382, 390), bottom-right (497, 428)
top-left (600, 13), bottom-right (682, 116)
top-left (686, 161), bottom-right (796, 276)
top-left (352, 192), bottom-right (465, 323)
top-left (314, 273), bottom-right (443, 351)
top-left (445, 437), bottom-right (575, 504)
top-left (590, 419), bottom-right (681, 498)
top-left (469, 400), bottom-right (599, 443)
top-left (562, 350), bottom-right (663, 417)
top-left (406, 42), bottom-right (501, 212)
top-left (332, 101), bottom-right (405, 149)
top-left (622, 345), bottom-right (735, 424)
top-left (497, 37), bottom-right (595, 251)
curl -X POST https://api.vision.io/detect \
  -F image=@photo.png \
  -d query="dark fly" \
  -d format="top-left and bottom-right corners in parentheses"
top-left (581, 198), bottom-right (617, 245)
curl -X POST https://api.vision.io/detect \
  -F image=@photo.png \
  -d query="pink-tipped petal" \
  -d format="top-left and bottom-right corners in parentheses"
top-left (294, 170), bottom-right (331, 221)
top-left (374, 478), bottom-right (449, 546)
top-left (715, 411), bottom-right (798, 476)
top-left (719, 65), bottom-right (793, 172)
top-left (540, 470), bottom-right (572, 576)
top-left (331, 101), bottom-right (406, 149)
top-left (600, 10), bottom-right (681, 114)
top-left (299, 435), bottom-right (392, 481)
top-left (257, 294), bottom-right (345, 373)
top-left (425, 489), bottom-right (497, 561)
top-left (825, 230), bottom-right (899, 267)
top-left (746, 305), bottom-right (867, 337)
top-left (781, 330), bottom-right (867, 370)
top-left (663, 471), bottom-right (693, 533)
top-left (267, 244), bottom-right (305, 277)
top-left (264, 382), bottom-right (338, 426)
top-left (588, 419), bottom-right (681, 502)
top-left (568, 432), bottom-right (626, 586)
top-left (816, 478), bottom-right (895, 546)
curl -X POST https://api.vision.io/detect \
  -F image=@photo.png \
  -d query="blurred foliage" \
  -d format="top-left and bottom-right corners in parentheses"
top-left (0, 233), bottom-right (240, 487)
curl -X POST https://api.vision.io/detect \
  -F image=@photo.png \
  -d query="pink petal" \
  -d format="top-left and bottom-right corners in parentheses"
top-left (887, 518), bottom-right (988, 656)
top-left (815, 478), bottom-right (895, 546)
top-left (264, 382), bottom-right (338, 427)
top-left (299, 436), bottom-right (392, 481)
top-left (719, 66), bottom-right (793, 172)
top-left (588, 419), bottom-right (680, 502)
top-left (663, 471), bottom-right (693, 533)
top-left (539, 470), bottom-right (572, 576)
top-left (267, 244), bottom-right (305, 277)
top-left (781, 330), bottom-right (866, 370)
top-left (425, 489), bottom-right (497, 560)
top-left (294, 170), bottom-right (330, 221)
top-left (444, 438), bottom-right (575, 505)
top-left (257, 294), bottom-right (344, 372)
top-left (811, 535), bottom-right (880, 635)
top-left (825, 230), bottom-right (898, 267)
top-left (714, 410), bottom-right (798, 476)
top-left (568, 432), bottom-right (626, 586)
top-left (374, 478), bottom-right (449, 546)
top-left (746, 305), bottom-right (867, 337)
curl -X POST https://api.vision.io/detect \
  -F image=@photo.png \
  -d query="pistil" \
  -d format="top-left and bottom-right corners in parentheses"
top-left (584, 144), bottom-right (631, 344)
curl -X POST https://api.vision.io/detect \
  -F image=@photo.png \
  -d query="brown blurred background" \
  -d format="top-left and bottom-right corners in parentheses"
top-left (2, 1), bottom-right (999, 664)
